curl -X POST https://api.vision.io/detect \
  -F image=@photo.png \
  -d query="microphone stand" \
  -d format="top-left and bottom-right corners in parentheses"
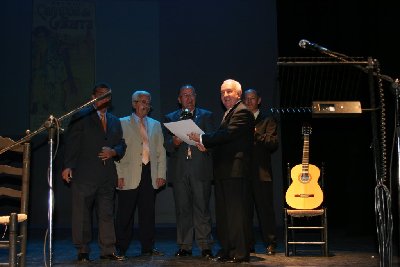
top-left (301, 43), bottom-right (395, 267)
top-left (45, 115), bottom-right (56, 267)
top-left (0, 91), bottom-right (111, 267)
top-left (393, 79), bottom-right (400, 257)
top-left (0, 91), bottom-right (111, 155)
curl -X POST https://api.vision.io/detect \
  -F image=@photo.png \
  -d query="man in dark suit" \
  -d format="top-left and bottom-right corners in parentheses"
top-left (62, 83), bottom-right (126, 262)
top-left (188, 79), bottom-right (255, 263)
top-left (244, 89), bottom-right (279, 255)
top-left (163, 85), bottom-right (216, 258)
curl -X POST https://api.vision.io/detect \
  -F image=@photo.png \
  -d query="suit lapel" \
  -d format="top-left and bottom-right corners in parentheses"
top-left (255, 111), bottom-right (263, 125)
top-left (222, 101), bottom-right (241, 125)
top-left (174, 110), bottom-right (181, 121)
top-left (146, 118), bottom-right (153, 138)
top-left (90, 108), bottom-right (105, 132)
top-left (193, 108), bottom-right (200, 124)
top-left (129, 114), bottom-right (141, 136)
top-left (104, 113), bottom-right (111, 133)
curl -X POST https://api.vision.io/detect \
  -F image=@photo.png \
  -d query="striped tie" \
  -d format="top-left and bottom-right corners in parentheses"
top-left (140, 118), bottom-right (150, 164)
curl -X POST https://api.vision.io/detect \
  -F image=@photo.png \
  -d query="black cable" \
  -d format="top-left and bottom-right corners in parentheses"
top-left (373, 60), bottom-right (392, 267)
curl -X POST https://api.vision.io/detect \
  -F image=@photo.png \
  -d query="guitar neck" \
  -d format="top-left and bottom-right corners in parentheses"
top-left (302, 135), bottom-right (310, 173)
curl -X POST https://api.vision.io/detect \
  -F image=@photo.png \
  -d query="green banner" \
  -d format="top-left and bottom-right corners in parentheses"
top-left (31, 0), bottom-right (95, 129)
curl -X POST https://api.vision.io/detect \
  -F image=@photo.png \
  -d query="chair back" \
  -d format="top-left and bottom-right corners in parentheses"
top-left (0, 136), bottom-right (31, 267)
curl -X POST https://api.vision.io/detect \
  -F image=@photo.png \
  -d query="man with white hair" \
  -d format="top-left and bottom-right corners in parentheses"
top-left (115, 90), bottom-right (166, 258)
top-left (188, 79), bottom-right (255, 263)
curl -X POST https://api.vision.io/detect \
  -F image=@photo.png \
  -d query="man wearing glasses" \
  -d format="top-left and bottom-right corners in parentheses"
top-left (163, 85), bottom-right (216, 258)
top-left (115, 90), bottom-right (166, 258)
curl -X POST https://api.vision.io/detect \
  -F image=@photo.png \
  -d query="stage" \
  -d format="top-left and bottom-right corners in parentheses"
top-left (2, 226), bottom-right (396, 267)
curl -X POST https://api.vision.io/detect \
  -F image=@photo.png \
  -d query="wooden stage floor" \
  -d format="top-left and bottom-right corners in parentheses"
top-left (1, 227), bottom-right (398, 266)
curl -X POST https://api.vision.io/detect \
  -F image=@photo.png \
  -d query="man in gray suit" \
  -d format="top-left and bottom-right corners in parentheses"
top-left (164, 85), bottom-right (216, 258)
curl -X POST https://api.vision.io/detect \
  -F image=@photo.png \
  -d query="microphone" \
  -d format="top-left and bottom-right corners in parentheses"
top-left (299, 39), bottom-right (329, 53)
top-left (180, 108), bottom-right (193, 120)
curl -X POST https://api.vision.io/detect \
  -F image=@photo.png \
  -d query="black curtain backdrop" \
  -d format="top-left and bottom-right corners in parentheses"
top-left (1, 0), bottom-right (279, 228)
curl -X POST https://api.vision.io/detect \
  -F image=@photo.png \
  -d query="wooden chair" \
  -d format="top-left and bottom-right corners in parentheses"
top-left (284, 162), bottom-right (328, 256)
top-left (0, 136), bottom-right (31, 267)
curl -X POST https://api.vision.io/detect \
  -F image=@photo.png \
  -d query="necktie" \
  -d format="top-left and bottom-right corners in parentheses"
top-left (100, 113), bottom-right (107, 132)
top-left (140, 118), bottom-right (150, 164)
top-left (221, 110), bottom-right (229, 124)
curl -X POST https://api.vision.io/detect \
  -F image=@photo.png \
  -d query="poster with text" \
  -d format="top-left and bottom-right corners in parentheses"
top-left (31, 0), bottom-right (95, 130)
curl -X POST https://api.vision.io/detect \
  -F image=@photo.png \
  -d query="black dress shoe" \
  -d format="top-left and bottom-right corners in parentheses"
top-left (175, 248), bottom-right (192, 256)
top-left (77, 253), bottom-right (91, 262)
top-left (266, 244), bottom-right (276, 255)
top-left (201, 249), bottom-right (213, 258)
top-left (116, 249), bottom-right (127, 259)
top-left (141, 248), bottom-right (165, 256)
top-left (211, 255), bottom-right (230, 262)
top-left (226, 256), bottom-right (250, 263)
top-left (100, 253), bottom-right (127, 261)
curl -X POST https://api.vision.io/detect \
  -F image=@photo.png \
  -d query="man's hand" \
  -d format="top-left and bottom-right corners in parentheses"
top-left (172, 136), bottom-right (183, 147)
top-left (195, 143), bottom-right (207, 152)
top-left (117, 178), bottom-right (125, 189)
top-left (187, 132), bottom-right (200, 142)
top-left (156, 178), bottom-right (166, 188)
top-left (98, 146), bottom-right (116, 161)
top-left (62, 168), bottom-right (73, 183)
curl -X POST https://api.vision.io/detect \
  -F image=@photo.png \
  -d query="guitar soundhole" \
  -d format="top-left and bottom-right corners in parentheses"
top-left (300, 174), bottom-right (310, 183)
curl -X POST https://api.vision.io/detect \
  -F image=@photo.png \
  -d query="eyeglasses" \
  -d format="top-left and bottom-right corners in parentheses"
top-left (134, 100), bottom-right (151, 106)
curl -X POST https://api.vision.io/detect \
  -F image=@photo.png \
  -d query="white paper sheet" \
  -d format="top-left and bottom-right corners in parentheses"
top-left (163, 119), bottom-right (204, 145)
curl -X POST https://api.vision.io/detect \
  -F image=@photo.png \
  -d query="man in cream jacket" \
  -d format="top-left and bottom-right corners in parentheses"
top-left (115, 90), bottom-right (166, 258)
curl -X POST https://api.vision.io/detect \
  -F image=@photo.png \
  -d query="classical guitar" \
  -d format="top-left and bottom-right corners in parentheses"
top-left (285, 125), bottom-right (323, 209)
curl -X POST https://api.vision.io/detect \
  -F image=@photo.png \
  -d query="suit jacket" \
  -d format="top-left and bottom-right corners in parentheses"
top-left (63, 106), bottom-right (126, 185)
top-left (252, 111), bottom-right (279, 181)
top-left (202, 101), bottom-right (255, 180)
top-left (164, 107), bottom-right (216, 183)
top-left (116, 114), bottom-right (167, 190)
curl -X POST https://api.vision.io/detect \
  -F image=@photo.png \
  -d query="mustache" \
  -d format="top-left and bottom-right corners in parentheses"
top-left (137, 106), bottom-right (152, 113)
